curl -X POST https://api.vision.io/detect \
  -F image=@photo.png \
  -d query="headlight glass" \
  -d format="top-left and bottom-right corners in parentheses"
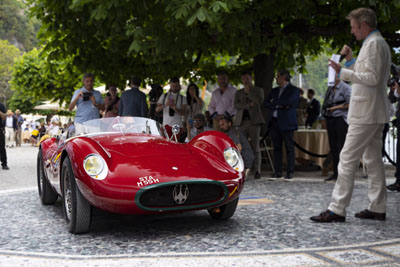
top-left (83, 154), bottom-right (108, 180)
top-left (224, 147), bottom-right (244, 172)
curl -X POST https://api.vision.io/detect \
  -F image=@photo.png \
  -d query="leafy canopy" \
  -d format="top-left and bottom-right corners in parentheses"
top-left (10, 47), bottom-right (82, 113)
top-left (27, 0), bottom-right (400, 88)
top-left (0, 39), bottom-right (20, 104)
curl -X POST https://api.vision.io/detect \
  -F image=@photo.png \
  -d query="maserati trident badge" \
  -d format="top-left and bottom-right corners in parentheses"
top-left (173, 184), bottom-right (189, 204)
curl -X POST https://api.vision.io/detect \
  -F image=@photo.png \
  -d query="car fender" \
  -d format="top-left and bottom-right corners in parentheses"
top-left (189, 130), bottom-right (237, 163)
top-left (62, 137), bottom-right (110, 191)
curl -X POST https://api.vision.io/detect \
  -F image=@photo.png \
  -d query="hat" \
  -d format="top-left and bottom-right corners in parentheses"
top-left (15, 109), bottom-right (21, 114)
top-left (6, 110), bottom-right (12, 115)
top-left (50, 116), bottom-right (59, 124)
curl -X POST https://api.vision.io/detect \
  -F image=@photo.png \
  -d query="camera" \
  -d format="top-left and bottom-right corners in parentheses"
top-left (169, 107), bottom-right (175, 116)
top-left (387, 63), bottom-right (400, 87)
top-left (82, 91), bottom-right (93, 101)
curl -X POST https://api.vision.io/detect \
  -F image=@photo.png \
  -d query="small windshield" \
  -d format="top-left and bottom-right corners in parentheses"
top-left (74, 117), bottom-right (163, 136)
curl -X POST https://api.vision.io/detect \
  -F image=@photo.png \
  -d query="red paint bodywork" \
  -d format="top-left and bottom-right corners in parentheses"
top-left (40, 130), bottom-right (245, 214)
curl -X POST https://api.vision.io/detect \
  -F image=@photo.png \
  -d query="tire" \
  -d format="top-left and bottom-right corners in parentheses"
top-left (208, 197), bottom-right (239, 220)
top-left (37, 150), bottom-right (58, 205)
top-left (61, 156), bottom-right (91, 234)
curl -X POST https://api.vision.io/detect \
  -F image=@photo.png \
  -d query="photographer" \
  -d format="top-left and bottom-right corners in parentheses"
top-left (321, 77), bottom-right (351, 181)
top-left (156, 77), bottom-right (187, 141)
top-left (69, 73), bottom-right (104, 125)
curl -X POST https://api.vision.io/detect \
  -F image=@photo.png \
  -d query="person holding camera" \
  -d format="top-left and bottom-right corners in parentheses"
top-left (321, 77), bottom-right (351, 182)
top-left (69, 73), bottom-right (104, 125)
top-left (156, 77), bottom-right (187, 140)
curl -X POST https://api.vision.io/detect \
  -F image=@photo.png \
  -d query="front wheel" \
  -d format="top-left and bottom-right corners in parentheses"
top-left (37, 150), bottom-right (58, 205)
top-left (208, 197), bottom-right (239, 220)
top-left (61, 156), bottom-right (91, 234)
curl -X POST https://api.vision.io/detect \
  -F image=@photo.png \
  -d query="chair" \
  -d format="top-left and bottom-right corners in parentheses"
top-left (260, 131), bottom-right (275, 173)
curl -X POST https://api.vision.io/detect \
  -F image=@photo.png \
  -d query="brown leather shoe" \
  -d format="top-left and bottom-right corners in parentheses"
top-left (355, 209), bottom-right (386, 221)
top-left (387, 183), bottom-right (400, 192)
top-left (310, 210), bottom-right (345, 223)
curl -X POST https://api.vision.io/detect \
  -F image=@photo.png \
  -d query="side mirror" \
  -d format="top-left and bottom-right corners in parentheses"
top-left (172, 124), bottom-right (180, 142)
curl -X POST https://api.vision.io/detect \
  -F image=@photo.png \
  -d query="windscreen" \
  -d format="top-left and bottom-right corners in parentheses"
top-left (74, 117), bottom-right (163, 137)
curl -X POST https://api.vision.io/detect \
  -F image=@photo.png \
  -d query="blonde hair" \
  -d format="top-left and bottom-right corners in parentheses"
top-left (346, 8), bottom-right (377, 28)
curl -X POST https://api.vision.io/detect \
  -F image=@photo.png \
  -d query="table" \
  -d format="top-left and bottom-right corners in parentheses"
top-left (294, 129), bottom-right (330, 168)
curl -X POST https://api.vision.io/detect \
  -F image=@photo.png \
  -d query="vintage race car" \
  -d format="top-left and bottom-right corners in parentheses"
top-left (37, 117), bottom-right (245, 234)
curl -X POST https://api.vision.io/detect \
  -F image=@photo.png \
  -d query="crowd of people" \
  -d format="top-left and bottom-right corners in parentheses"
top-left (61, 67), bottom-right (353, 181)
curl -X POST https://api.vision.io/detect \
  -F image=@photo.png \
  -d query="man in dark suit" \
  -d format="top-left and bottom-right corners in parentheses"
top-left (264, 69), bottom-right (299, 179)
top-left (118, 76), bottom-right (148, 117)
top-left (0, 102), bottom-right (8, 170)
top-left (234, 71), bottom-right (265, 179)
top-left (305, 89), bottom-right (321, 128)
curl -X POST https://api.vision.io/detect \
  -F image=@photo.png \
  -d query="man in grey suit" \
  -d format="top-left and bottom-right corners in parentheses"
top-left (118, 76), bottom-right (148, 117)
top-left (311, 8), bottom-right (391, 223)
top-left (234, 71), bottom-right (265, 179)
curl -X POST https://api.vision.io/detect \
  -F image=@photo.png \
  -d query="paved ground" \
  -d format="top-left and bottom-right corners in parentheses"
top-left (0, 145), bottom-right (400, 266)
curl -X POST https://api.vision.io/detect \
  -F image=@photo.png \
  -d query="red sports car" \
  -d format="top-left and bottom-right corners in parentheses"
top-left (37, 117), bottom-right (245, 234)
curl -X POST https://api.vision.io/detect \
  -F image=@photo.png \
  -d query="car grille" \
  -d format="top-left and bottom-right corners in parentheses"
top-left (139, 182), bottom-right (225, 208)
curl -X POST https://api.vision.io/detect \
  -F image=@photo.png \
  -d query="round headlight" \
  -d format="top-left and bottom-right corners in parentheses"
top-left (83, 154), bottom-right (108, 180)
top-left (224, 147), bottom-right (244, 172)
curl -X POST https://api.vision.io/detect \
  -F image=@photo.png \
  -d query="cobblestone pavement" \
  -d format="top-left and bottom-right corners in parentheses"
top-left (0, 145), bottom-right (400, 266)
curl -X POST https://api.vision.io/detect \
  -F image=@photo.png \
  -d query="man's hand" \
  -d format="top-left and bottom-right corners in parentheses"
top-left (329, 59), bottom-right (341, 74)
top-left (90, 95), bottom-right (96, 105)
top-left (236, 143), bottom-right (243, 152)
top-left (341, 45), bottom-right (353, 62)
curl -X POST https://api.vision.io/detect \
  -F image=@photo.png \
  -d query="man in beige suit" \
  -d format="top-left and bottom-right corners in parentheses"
top-left (234, 71), bottom-right (265, 179)
top-left (311, 8), bottom-right (391, 222)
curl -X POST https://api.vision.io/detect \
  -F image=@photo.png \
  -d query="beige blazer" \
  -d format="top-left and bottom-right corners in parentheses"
top-left (233, 86), bottom-right (265, 126)
top-left (340, 31), bottom-right (391, 125)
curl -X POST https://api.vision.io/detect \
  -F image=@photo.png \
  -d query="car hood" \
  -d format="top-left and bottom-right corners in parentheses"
top-left (86, 133), bottom-right (237, 182)
top-left (91, 134), bottom-right (192, 157)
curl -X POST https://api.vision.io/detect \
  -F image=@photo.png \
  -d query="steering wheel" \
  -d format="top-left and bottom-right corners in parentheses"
top-left (126, 124), bottom-right (145, 133)
top-left (109, 123), bottom-right (126, 132)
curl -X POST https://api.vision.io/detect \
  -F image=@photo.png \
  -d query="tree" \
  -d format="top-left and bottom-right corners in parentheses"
top-left (0, 0), bottom-right (40, 51)
top-left (28, 0), bottom-right (400, 98)
top-left (10, 47), bottom-right (82, 113)
top-left (0, 39), bottom-right (20, 105)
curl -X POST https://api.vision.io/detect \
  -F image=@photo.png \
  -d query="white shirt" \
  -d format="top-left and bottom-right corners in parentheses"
top-left (5, 116), bottom-right (13, 128)
top-left (158, 92), bottom-right (187, 127)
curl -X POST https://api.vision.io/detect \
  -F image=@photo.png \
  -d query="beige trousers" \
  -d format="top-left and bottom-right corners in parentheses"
top-left (328, 123), bottom-right (386, 216)
top-left (5, 127), bottom-right (15, 147)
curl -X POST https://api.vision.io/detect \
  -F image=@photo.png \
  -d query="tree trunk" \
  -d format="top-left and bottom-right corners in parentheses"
top-left (253, 52), bottom-right (274, 98)
top-left (253, 52), bottom-right (275, 137)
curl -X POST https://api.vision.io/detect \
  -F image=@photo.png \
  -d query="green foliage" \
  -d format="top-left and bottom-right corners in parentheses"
top-left (0, 39), bottom-right (20, 105)
top-left (10, 48), bottom-right (82, 114)
top-left (0, 0), bottom-right (40, 51)
top-left (26, 0), bottom-right (400, 93)
top-left (300, 52), bottom-right (331, 99)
